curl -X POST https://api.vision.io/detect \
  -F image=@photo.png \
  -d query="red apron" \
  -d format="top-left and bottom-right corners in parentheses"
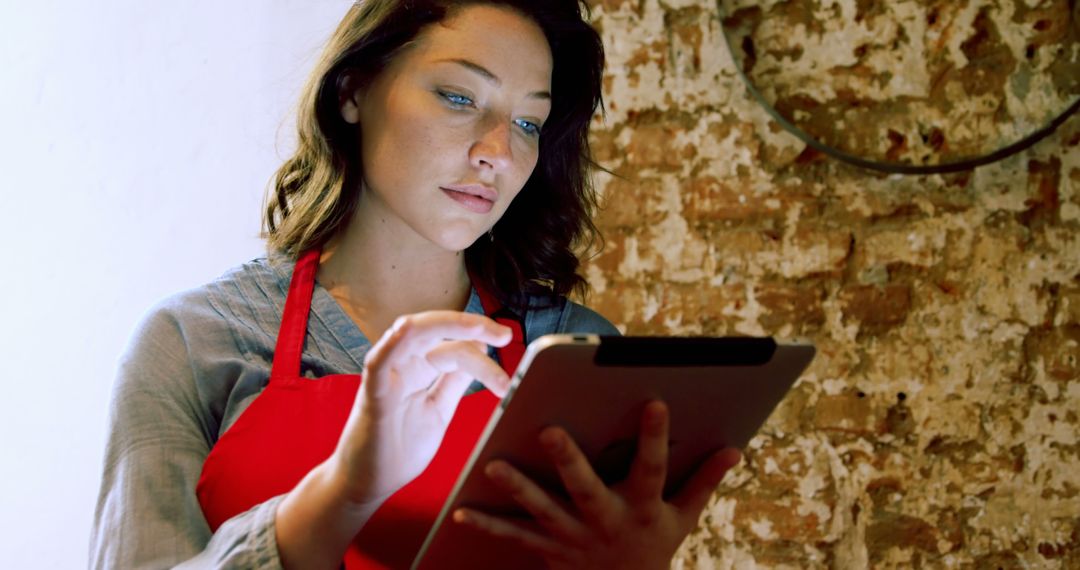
top-left (196, 249), bottom-right (525, 568)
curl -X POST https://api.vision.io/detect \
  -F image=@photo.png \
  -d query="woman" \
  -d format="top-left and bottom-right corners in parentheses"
top-left (90, 1), bottom-right (741, 568)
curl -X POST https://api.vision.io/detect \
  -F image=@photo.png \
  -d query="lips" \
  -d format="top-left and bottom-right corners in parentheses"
top-left (440, 184), bottom-right (498, 214)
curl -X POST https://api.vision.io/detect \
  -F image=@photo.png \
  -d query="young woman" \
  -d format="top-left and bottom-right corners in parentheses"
top-left (90, 1), bottom-right (741, 568)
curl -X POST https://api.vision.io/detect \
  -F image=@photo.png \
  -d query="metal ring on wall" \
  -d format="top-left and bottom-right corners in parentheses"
top-left (717, 3), bottom-right (1080, 176)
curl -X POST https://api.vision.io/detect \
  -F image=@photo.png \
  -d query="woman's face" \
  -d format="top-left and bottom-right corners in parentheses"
top-left (341, 4), bottom-right (553, 252)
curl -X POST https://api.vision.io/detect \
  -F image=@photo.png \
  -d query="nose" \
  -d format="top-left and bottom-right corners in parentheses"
top-left (469, 115), bottom-right (513, 173)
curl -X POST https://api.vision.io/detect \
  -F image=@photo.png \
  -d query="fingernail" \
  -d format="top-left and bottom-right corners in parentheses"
top-left (540, 429), bottom-right (562, 452)
top-left (490, 329), bottom-right (511, 346)
top-left (485, 461), bottom-right (506, 479)
top-left (453, 509), bottom-right (469, 523)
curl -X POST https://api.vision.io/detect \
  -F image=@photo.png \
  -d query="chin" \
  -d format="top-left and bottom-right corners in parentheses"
top-left (429, 227), bottom-right (488, 253)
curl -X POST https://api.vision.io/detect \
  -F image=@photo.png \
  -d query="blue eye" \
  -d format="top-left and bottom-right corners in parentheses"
top-left (439, 91), bottom-right (473, 107)
top-left (516, 119), bottom-right (541, 137)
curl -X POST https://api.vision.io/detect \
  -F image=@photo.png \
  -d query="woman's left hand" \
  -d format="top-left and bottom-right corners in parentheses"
top-left (451, 401), bottom-right (742, 570)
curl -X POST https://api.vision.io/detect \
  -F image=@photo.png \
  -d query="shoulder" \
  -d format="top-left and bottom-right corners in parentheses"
top-left (121, 255), bottom-right (288, 378)
top-left (521, 293), bottom-right (620, 343)
top-left (116, 256), bottom-right (293, 435)
top-left (138, 255), bottom-right (291, 351)
top-left (559, 299), bottom-right (621, 336)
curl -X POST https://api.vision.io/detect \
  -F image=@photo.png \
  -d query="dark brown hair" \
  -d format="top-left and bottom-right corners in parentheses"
top-left (264, 0), bottom-right (606, 307)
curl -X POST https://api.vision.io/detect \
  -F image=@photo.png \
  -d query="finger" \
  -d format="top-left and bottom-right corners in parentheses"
top-left (424, 370), bottom-right (473, 418)
top-left (670, 448), bottom-right (742, 519)
top-left (364, 312), bottom-right (512, 371)
top-left (539, 427), bottom-right (618, 529)
top-left (426, 340), bottom-right (511, 401)
top-left (625, 400), bottom-right (669, 506)
top-left (483, 460), bottom-right (589, 544)
top-left (393, 312), bottom-right (513, 352)
top-left (452, 508), bottom-right (564, 559)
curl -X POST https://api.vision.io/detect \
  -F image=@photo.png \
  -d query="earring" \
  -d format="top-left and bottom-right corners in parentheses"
top-left (488, 228), bottom-right (495, 242)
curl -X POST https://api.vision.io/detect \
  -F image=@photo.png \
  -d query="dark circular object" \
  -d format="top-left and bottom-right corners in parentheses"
top-left (717, 2), bottom-right (1080, 175)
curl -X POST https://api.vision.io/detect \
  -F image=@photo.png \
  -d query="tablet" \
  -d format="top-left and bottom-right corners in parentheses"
top-left (412, 335), bottom-right (816, 569)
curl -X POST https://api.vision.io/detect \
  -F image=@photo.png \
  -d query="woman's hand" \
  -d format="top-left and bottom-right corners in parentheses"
top-left (276, 312), bottom-right (511, 569)
top-left (331, 311), bottom-right (513, 506)
top-left (452, 401), bottom-right (742, 570)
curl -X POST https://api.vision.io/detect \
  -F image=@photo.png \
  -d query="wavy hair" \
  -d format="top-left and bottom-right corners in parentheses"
top-left (264, 0), bottom-right (606, 307)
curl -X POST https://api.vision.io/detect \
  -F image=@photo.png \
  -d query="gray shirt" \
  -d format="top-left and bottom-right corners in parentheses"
top-left (89, 255), bottom-right (617, 569)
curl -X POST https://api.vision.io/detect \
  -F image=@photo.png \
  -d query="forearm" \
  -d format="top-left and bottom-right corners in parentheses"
top-left (274, 457), bottom-right (383, 570)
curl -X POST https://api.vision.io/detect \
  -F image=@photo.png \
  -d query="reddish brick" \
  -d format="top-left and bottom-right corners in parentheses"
top-left (972, 551), bottom-right (1024, 570)
top-left (1023, 326), bottom-right (1080, 383)
top-left (682, 176), bottom-right (777, 221)
top-left (586, 231), bottom-right (628, 275)
top-left (655, 280), bottom-right (747, 333)
top-left (622, 38), bottom-right (669, 88)
top-left (755, 282), bottom-right (826, 332)
top-left (664, 6), bottom-right (707, 73)
top-left (812, 390), bottom-right (876, 435)
top-left (866, 512), bottom-right (939, 560)
top-left (709, 229), bottom-right (783, 275)
top-left (587, 278), bottom-right (751, 335)
top-left (1020, 157), bottom-right (1062, 228)
top-left (586, 281), bottom-right (645, 333)
top-left (785, 227), bottom-right (853, 277)
top-left (589, 126), bottom-right (621, 164)
top-left (839, 284), bottom-right (913, 334)
top-left (732, 496), bottom-right (826, 542)
top-left (623, 122), bottom-right (686, 171)
top-left (595, 177), bottom-right (667, 228)
top-left (866, 477), bottom-right (904, 510)
top-left (1057, 288), bottom-right (1080, 326)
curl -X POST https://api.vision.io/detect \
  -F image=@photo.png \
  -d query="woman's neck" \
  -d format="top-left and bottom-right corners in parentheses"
top-left (316, 202), bottom-right (472, 342)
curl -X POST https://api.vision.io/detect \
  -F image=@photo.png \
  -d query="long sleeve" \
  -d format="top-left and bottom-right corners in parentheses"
top-left (89, 298), bottom-right (284, 570)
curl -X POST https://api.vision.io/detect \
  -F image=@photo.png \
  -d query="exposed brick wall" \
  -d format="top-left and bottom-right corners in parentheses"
top-left (583, 1), bottom-right (1079, 567)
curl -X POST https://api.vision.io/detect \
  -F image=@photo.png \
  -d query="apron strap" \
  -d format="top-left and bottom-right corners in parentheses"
top-left (472, 278), bottom-right (527, 373)
top-left (270, 248), bottom-right (321, 379)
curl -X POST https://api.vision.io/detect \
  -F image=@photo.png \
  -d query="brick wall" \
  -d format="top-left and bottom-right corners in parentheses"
top-left (583, 1), bottom-right (1079, 567)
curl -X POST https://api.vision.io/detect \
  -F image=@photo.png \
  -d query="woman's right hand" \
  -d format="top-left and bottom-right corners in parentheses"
top-left (275, 310), bottom-right (512, 569)
top-left (329, 311), bottom-right (513, 507)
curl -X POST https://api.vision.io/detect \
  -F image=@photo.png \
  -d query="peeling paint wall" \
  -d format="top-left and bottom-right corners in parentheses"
top-left (583, 0), bottom-right (1079, 567)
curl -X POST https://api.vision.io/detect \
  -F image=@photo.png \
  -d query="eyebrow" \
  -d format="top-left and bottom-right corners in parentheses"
top-left (436, 58), bottom-right (551, 101)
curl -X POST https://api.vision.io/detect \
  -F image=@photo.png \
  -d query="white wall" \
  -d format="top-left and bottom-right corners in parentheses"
top-left (0, 2), bottom-right (349, 566)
